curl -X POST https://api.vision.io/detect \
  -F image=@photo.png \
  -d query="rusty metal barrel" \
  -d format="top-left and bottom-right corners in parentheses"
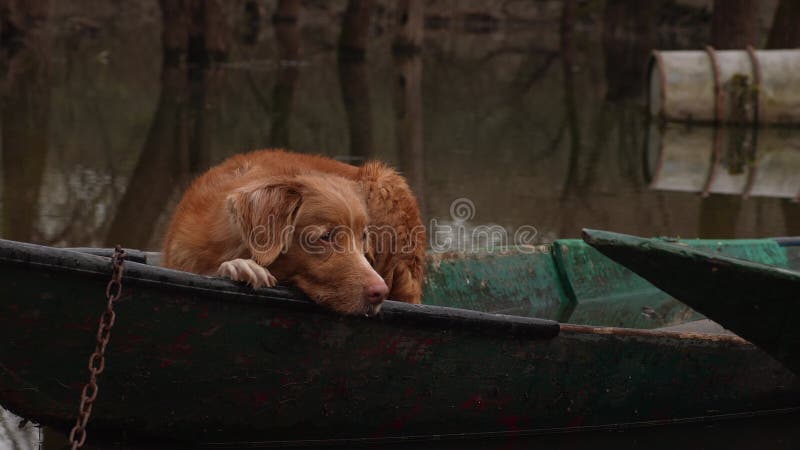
top-left (649, 48), bottom-right (800, 124)
top-left (646, 123), bottom-right (800, 199)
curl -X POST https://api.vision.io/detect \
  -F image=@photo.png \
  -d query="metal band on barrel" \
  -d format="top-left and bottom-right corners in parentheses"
top-left (701, 46), bottom-right (722, 197)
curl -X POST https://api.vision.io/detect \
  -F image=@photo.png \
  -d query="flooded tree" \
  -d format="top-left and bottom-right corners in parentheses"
top-left (767, 0), bottom-right (800, 49)
top-left (243, 0), bottom-right (265, 44)
top-left (105, 66), bottom-right (193, 248)
top-left (710, 0), bottom-right (759, 49)
top-left (0, 1), bottom-right (53, 445)
top-left (602, 0), bottom-right (659, 101)
top-left (559, 0), bottom-right (580, 204)
top-left (106, 0), bottom-right (231, 248)
top-left (338, 0), bottom-right (373, 60)
top-left (269, 0), bottom-right (301, 148)
top-left (1, 0), bottom-right (50, 242)
top-left (160, 0), bottom-right (230, 67)
top-left (338, 0), bottom-right (374, 161)
top-left (393, 0), bottom-right (425, 216)
top-left (601, 0), bottom-right (653, 193)
top-left (766, 0), bottom-right (800, 234)
top-left (393, 0), bottom-right (423, 55)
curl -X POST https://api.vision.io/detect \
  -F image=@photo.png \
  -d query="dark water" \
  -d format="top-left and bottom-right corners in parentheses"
top-left (2, 2), bottom-right (797, 254)
top-left (2, 0), bottom-right (800, 449)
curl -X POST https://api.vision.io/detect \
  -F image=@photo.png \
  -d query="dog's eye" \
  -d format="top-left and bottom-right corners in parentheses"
top-left (320, 230), bottom-right (333, 242)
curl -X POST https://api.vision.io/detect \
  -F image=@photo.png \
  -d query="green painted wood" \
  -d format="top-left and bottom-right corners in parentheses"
top-left (784, 245), bottom-right (800, 272)
top-left (2, 239), bottom-right (800, 445)
top-left (422, 250), bottom-right (571, 321)
top-left (73, 242), bottom-right (795, 330)
top-left (583, 229), bottom-right (800, 375)
top-left (552, 238), bottom-right (789, 329)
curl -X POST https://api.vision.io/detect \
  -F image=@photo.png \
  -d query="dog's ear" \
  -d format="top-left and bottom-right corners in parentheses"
top-left (226, 180), bottom-right (302, 266)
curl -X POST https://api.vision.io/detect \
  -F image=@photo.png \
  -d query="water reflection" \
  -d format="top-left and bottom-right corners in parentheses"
top-left (267, 0), bottom-right (301, 148)
top-left (646, 123), bottom-right (800, 237)
top-left (104, 64), bottom-right (198, 249)
top-left (3, 1), bottom-right (798, 253)
top-left (1, 0), bottom-right (50, 243)
top-left (393, 0), bottom-right (426, 216)
top-left (646, 124), bottom-right (800, 199)
top-left (337, 0), bottom-right (376, 162)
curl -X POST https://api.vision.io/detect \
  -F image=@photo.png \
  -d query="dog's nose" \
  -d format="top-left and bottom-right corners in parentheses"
top-left (364, 281), bottom-right (389, 305)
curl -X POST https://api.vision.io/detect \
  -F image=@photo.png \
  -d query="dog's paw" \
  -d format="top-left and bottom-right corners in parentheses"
top-left (217, 259), bottom-right (277, 288)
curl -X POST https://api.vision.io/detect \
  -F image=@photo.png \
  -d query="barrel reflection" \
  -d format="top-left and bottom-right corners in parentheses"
top-left (646, 123), bottom-right (800, 200)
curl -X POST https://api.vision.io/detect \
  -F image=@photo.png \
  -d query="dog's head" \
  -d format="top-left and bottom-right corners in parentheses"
top-left (226, 173), bottom-right (388, 315)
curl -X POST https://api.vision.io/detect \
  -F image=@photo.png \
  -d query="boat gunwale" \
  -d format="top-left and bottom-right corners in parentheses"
top-left (0, 238), bottom-right (758, 345)
top-left (1, 239), bottom-right (790, 446)
top-left (583, 229), bottom-right (800, 280)
top-left (0, 239), bottom-right (562, 339)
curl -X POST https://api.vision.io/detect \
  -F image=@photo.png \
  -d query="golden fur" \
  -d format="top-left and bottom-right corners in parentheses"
top-left (162, 149), bottom-right (425, 314)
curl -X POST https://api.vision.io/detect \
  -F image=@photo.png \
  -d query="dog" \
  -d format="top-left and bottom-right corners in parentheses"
top-left (162, 149), bottom-right (425, 315)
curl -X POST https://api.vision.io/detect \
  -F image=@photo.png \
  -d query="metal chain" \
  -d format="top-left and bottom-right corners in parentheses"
top-left (68, 245), bottom-right (126, 450)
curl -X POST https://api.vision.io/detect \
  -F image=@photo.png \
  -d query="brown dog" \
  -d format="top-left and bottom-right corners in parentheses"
top-left (162, 149), bottom-right (425, 315)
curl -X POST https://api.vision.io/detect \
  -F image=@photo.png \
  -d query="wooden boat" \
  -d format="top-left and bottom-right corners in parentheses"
top-left (2, 238), bottom-right (800, 446)
top-left (583, 228), bottom-right (800, 376)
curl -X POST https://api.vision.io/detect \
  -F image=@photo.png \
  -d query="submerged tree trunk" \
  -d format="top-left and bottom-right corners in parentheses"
top-left (1, 0), bottom-right (51, 242)
top-left (393, 0), bottom-right (423, 55)
top-left (338, 0), bottom-right (373, 62)
top-left (784, 201), bottom-right (800, 235)
top-left (273, 0), bottom-right (299, 23)
top-left (202, 0), bottom-right (230, 62)
top-left (393, 0), bottom-right (425, 215)
top-left (767, 0), bottom-right (800, 49)
top-left (105, 64), bottom-right (193, 249)
top-left (242, 0), bottom-right (264, 45)
top-left (602, 0), bottom-right (658, 100)
top-left (394, 53), bottom-right (425, 217)
top-left (270, 0), bottom-right (301, 148)
top-left (338, 0), bottom-right (374, 160)
top-left (159, 0), bottom-right (191, 66)
top-left (107, 1), bottom-right (228, 248)
top-left (338, 61), bottom-right (373, 161)
top-left (710, 0), bottom-right (760, 49)
top-left (560, 0), bottom-right (581, 203)
top-left (159, 0), bottom-right (230, 67)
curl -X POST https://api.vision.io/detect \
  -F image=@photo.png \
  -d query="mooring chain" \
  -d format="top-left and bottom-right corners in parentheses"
top-left (68, 245), bottom-right (126, 449)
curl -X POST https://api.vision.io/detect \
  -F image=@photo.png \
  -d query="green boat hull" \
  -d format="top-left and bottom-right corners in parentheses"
top-left (2, 239), bottom-right (800, 445)
top-left (583, 229), bottom-right (800, 376)
top-left (423, 237), bottom-right (800, 328)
